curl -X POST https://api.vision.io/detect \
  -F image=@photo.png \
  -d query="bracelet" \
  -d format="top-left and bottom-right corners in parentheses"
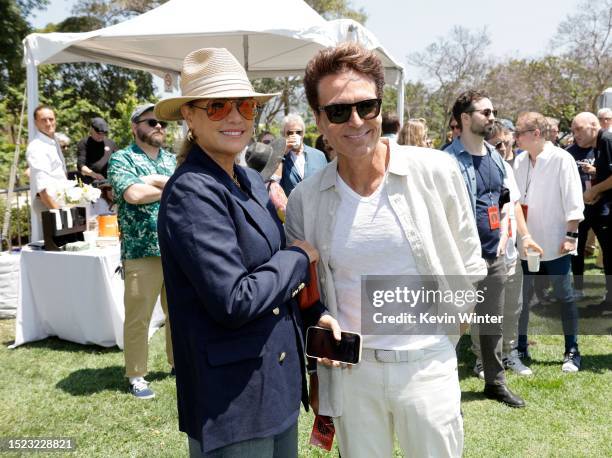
top-left (520, 234), bottom-right (532, 241)
top-left (565, 231), bottom-right (579, 238)
top-left (565, 235), bottom-right (578, 241)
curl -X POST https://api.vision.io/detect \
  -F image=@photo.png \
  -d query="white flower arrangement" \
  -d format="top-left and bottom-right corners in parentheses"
top-left (50, 179), bottom-right (102, 207)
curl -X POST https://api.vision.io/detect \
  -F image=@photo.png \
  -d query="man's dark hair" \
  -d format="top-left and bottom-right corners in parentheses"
top-left (258, 131), bottom-right (273, 141)
top-left (304, 42), bottom-right (385, 113)
top-left (382, 112), bottom-right (400, 135)
top-left (33, 105), bottom-right (54, 120)
top-left (451, 90), bottom-right (488, 130)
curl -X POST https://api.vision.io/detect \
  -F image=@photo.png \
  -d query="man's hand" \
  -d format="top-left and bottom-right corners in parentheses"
top-left (316, 314), bottom-right (344, 368)
top-left (560, 238), bottom-right (577, 255)
top-left (583, 188), bottom-right (600, 205)
top-left (521, 235), bottom-right (544, 257)
top-left (580, 163), bottom-right (596, 175)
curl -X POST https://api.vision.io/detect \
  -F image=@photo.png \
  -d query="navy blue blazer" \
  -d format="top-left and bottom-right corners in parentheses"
top-left (280, 144), bottom-right (327, 196)
top-left (157, 146), bottom-right (323, 453)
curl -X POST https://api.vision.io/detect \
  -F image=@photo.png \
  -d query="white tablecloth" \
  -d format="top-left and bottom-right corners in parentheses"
top-left (11, 245), bottom-right (165, 349)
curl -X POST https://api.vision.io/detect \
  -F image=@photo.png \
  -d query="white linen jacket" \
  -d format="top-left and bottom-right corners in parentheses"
top-left (285, 139), bottom-right (487, 417)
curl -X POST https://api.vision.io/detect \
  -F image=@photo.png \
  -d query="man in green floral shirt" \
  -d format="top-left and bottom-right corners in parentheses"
top-left (108, 103), bottom-right (176, 399)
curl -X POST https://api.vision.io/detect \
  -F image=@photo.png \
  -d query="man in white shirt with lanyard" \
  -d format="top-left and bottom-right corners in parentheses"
top-left (26, 105), bottom-right (68, 241)
top-left (514, 111), bottom-right (584, 372)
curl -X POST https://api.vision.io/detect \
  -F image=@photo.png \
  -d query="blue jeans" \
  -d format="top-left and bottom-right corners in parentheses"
top-left (518, 255), bottom-right (578, 353)
top-left (188, 422), bottom-right (297, 458)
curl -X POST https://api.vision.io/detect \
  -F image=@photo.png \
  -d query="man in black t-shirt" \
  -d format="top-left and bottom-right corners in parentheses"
top-left (571, 112), bottom-right (612, 308)
top-left (77, 117), bottom-right (118, 183)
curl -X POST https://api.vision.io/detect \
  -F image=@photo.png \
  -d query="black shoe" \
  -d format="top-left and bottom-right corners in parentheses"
top-left (588, 300), bottom-right (612, 311)
top-left (483, 384), bottom-right (526, 408)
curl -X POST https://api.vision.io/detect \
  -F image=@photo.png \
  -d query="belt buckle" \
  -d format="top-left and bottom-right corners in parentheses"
top-left (374, 349), bottom-right (396, 363)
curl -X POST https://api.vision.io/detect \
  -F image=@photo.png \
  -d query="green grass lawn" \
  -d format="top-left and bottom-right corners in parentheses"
top-left (1, 260), bottom-right (610, 457)
top-left (1, 319), bottom-right (610, 457)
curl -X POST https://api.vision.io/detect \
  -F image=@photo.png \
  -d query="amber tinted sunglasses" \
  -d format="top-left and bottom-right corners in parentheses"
top-left (191, 99), bottom-right (259, 121)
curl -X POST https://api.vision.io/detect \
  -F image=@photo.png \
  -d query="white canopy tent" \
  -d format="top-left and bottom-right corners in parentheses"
top-left (23, 0), bottom-right (405, 135)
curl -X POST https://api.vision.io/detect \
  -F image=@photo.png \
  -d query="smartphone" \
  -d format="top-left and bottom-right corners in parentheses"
top-left (305, 326), bottom-right (362, 365)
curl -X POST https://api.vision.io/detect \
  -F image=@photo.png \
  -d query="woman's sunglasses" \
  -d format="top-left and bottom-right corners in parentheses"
top-left (318, 98), bottom-right (382, 124)
top-left (191, 99), bottom-right (259, 121)
top-left (135, 119), bottom-right (168, 129)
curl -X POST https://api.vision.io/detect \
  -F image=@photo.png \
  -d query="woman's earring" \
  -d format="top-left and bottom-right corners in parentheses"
top-left (187, 129), bottom-right (195, 142)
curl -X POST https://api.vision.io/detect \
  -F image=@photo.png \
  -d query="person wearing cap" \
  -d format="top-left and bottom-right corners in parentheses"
top-left (279, 113), bottom-right (327, 196)
top-left (77, 117), bottom-right (118, 184)
top-left (26, 105), bottom-right (68, 241)
top-left (107, 103), bottom-right (176, 400)
top-left (155, 47), bottom-right (333, 457)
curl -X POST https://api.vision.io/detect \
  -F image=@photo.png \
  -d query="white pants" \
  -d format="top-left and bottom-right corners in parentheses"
top-left (333, 340), bottom-right (463, 458)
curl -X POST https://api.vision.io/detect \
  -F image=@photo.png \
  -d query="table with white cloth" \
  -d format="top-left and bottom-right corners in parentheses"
top-left (11, 245), bottom-right (165, 349)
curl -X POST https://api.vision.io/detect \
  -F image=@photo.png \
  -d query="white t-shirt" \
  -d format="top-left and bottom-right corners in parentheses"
top-left (26, 132), bottom-right (67, 196)
top-left (290, 150), bottom-right (306, 179)
top-left (513, 142), bottom-right (584, 262)
top-left (329, 173), bottom-right (442, 350)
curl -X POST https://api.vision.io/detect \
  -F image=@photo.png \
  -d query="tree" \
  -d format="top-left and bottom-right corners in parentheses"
top-left (408, 26), bottom-right (492, 139)
top-left (305, 0), bottom-right (367, 24)
top-left (72, 0), bottom-right (167, 25)
top-left (551, 0), bottom-right (612, 110)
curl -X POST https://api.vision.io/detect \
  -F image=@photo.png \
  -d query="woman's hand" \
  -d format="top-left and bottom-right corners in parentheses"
top-left (290, 240), bottom-right (319, 263)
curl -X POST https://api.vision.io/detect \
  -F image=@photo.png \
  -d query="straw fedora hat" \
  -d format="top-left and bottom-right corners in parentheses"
top-left (155, 48), bottom-right (279, 121)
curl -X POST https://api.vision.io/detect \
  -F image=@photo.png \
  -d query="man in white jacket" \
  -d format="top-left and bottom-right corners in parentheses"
top-left (286, 42), bottom-right (487, 458)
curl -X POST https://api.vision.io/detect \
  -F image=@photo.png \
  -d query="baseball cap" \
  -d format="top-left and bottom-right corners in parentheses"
top-left (131, 103), bottom-right (156, 123)
top-left (91, 117), bottom-right (109, 133)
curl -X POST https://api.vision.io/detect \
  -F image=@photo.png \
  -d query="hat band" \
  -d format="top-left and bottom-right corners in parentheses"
top-left (181, 73), bottom-right (256, 98)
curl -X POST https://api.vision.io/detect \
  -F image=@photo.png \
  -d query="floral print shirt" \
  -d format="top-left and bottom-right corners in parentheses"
top-left (108, 143), bottom-right (176, 260)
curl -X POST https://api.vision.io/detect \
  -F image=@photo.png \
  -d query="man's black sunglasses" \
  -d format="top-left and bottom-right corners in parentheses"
top-left (136, 119), bottom-right (168, 129)
top-left (93, 127), bottom-right (108, 134)
top-left (318, 98), bottom-right (382, 124)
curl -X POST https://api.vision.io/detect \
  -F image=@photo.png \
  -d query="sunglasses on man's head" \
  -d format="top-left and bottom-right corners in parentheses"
top-left (136, 119), bottom-right (168, 129)
top-left (318, 98), bottom-right (382, 124)
top-left (191, 99), bottom-right (259, 121)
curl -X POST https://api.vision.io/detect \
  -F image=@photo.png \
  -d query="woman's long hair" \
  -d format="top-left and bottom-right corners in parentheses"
top-left (398, 118), bottom-right (429, 147)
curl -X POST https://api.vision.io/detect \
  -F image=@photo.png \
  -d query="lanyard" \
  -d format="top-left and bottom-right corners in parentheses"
top-left (524, 158), bottom-right (533, 202)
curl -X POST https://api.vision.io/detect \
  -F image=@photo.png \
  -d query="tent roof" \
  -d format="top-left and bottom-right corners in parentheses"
top-left (24, 0), bottom-right (404, 83)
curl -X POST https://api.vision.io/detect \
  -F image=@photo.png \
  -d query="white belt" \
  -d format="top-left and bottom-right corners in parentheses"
top-left (362, 348), bottom-right (425, 363)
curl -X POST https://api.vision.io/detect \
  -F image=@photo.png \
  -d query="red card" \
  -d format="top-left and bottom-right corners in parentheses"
top-left (508, 218), bottom-right (512, 238)
top-left (521, 204), bottom-right (528, 222)
top-left (487, 206), bottom-right (500, 230)
top-left (309, 415), bottom-right (335, 451)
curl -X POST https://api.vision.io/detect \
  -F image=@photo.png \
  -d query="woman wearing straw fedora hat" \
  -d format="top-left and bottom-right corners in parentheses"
top-left (156, 48), bottom-right (335, 457)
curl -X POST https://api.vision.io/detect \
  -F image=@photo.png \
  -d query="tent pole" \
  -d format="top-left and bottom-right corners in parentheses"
top-left (243, 35), bottom-right (249, 71)
top-left (397, 69), bottom-right (405, 127)
top-left (25, 39), bottom-right (39, 140)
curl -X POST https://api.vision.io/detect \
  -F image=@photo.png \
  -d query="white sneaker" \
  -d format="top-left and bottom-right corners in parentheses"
top-left (473, 359), bottom-right (484, 380)
top-left (573, 289), bottom-right (585, 300)
top-left (503, 350), bottom-right (533, 376)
